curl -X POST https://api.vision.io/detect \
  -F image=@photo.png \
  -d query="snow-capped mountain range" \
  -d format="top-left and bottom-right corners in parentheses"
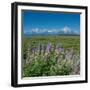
top-left (24, 26), bottom-right (80, 36)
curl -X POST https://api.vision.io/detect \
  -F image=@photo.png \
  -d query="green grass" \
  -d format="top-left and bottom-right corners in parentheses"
top-left (23, 36), bottom-right (80, 54)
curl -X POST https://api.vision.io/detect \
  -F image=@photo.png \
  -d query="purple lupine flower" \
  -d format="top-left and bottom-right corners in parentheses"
top-left (57, 47), bottom-right (64, 53)
top-left (44, 43), bottom-right (52, 57)
top-left (55, 48), bottom-right (60, 55)
top-left (65, 48), bottom-right (74, 61)
top-left (46, 43), bottom-right (52, 53)
top-left (32, 47), bottom-right (36, 55)
top-left (55, 43), bottom-right (64, 54)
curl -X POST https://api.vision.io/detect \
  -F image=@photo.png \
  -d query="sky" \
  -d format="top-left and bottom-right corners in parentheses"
top-left (22, 10), bottom-right (80, 35)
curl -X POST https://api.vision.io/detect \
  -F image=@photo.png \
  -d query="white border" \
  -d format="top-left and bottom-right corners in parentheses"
top-left (18, 5), bottom-right (86, 84)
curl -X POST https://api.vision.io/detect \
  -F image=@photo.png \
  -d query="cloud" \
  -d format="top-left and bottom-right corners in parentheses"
top-left (47, 29), bottom-right (58, 34)
top-left (24, 26), bottom-right (80, 35)
top-left (29, 28), bottom-right (59, 34)
top-left (62, 26), bottom-right (71, 34)
top-left (48, 30), bottom-right (52, 33)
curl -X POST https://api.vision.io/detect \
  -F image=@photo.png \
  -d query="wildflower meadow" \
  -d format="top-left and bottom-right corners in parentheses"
top-left (22, 36), bottom-right (80, 77)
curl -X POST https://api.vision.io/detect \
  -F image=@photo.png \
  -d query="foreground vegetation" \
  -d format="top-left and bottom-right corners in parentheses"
top-left (22, 36), bottom-right (80, 77)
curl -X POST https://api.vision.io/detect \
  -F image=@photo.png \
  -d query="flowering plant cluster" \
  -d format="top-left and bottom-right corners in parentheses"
top-left (23, 42), bottom-right (80, 77)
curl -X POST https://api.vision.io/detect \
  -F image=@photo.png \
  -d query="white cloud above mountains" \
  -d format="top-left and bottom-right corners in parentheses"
top-left (62, 26), bottom-right (71, 34)
top-left (24, 26), bottom-right (80, 35)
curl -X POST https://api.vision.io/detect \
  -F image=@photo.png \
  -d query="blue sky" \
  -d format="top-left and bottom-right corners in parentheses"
top-left (22, 10), bottom-right (80, 35)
